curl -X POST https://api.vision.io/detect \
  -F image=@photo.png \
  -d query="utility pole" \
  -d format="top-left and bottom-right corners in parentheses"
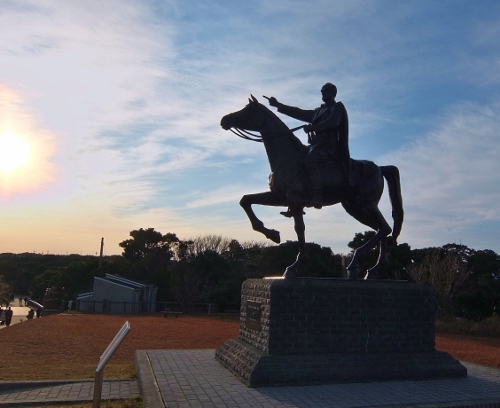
top-left (98, 238), bottom-right (104, 268)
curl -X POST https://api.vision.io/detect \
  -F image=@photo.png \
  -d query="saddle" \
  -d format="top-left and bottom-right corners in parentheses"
top-left (278, 158), bottom-right (376, 217)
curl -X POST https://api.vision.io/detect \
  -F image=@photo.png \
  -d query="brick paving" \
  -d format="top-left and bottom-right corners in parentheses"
top-left (0, 379), bottom-right (139, 406)
top-left (136, 349), bottom-right (500, 408)
top-left (1, 349), bottom-right (499, 407)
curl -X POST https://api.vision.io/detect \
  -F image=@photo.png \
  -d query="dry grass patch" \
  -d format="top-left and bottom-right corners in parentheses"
top-left (0, 313), bottom-right (498, 384)
top-left (436, 315), bottom-right (500, 337)
top-left (0, 314), bottom-right (239, 381)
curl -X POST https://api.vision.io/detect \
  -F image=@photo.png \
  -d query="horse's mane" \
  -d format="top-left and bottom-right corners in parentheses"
top-left (254, 101), bottom-right (306, 151)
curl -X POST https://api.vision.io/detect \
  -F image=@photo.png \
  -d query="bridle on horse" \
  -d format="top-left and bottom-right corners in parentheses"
top-left (229, 125), bottom-right (306, 143)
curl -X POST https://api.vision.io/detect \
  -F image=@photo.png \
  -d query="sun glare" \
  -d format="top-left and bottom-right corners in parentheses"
top-left (0, 132), bottom-right (30, 173)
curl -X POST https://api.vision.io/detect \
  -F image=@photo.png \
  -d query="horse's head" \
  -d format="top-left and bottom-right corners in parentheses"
top-left (220, 95), bottom-right (266, 134)
top-left (221, 95), bottom-right (304, 158)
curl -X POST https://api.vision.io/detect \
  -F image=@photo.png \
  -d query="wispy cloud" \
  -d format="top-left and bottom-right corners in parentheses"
top-left (380, 99), bottom-right (500, 249)
top-left (1, 0), bottom-right (500, 255)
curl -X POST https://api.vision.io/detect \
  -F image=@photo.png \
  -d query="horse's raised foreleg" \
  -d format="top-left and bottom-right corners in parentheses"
top-left (283, 206), bottom-right (308, 279)
top-left (240, 191), bottom-right (285, 244)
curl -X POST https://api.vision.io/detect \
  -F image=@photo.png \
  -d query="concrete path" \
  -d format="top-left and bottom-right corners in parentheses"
top-left (0, 306), bottom-right (30, 329)
top-left (136, 349), bottom-right (500, 408)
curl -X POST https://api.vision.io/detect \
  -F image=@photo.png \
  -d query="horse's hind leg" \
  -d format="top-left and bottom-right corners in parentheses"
top-left (342, 201), bottom-right (392, 279)
top-left (366, 236), bottom-right (388, 279)
top-left (240, 191), bottom-right (285, 244)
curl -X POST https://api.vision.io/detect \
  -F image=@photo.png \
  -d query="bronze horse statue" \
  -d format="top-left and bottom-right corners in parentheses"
top-left (220, 95), bottom-right (404, 279)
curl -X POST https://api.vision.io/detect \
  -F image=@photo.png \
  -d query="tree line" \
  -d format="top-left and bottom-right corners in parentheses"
top-left (0, 228), bottom-right (498, 320)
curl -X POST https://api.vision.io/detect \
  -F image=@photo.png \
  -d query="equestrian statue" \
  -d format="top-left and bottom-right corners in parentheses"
top-left (220, 84), bottom-right (403, 280)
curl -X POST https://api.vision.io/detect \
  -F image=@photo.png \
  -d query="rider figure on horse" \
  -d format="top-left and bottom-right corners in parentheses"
top-left (267, 83), bottom-right (350, 211)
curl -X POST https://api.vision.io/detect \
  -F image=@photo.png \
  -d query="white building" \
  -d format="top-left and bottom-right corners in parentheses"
top-left (77, 274), bottom-right (157, 313)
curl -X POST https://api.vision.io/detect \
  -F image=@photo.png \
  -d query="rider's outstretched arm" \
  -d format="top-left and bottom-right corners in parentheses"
top-left (265, 96), bottom-right (315, 123)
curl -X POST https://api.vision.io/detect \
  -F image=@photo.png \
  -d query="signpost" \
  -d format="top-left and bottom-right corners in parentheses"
top-left (93, 321), bottom-right (131, 408)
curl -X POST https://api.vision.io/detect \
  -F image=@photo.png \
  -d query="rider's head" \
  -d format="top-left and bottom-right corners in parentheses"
top-left (321, 83), bottom-right (337, 102)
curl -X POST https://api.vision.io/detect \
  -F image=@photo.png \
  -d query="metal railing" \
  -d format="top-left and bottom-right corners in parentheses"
top-left (93, 321), bottom-right (130, 408)
top-left (73, 300), bottom-right (220, 314)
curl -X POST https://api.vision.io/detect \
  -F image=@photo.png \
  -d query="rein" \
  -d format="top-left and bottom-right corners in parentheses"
top-left (230, 128), bottom-right (263, 142)
top-left (230, 124), bottom-right (306, 143)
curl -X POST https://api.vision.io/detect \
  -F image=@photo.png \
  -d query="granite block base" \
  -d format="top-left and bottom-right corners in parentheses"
top-left (215, 278), bottom-right (467, 387)
top-left (216, 338), bottom-right (467, 387)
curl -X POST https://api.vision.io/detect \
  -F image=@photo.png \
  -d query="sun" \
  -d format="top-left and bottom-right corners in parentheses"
top-left (0, 132), bottom-right (30, 173)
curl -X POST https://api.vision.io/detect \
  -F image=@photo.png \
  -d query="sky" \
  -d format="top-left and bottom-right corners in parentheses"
top-left (1, 0), bottom-right (499, 257)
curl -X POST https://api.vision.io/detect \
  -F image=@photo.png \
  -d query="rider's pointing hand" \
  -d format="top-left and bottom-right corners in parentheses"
top-left (267, 96), bottom-right (279, 107)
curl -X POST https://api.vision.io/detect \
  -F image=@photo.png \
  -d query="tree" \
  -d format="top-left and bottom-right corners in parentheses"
top-left (456, 249), bottom-right (500, 319)
top-left (189, 234), bottom-right (233, 256)
top-left (245, 241), bottom-right (342, 278)
top-left (119, 228), bottom-right (180, 261)
top-left (27, 259), bottom-right (100, 302)
top-left (168, 250), bottom-right (229, 311)
top-left (348, 231), bottom-right (412, 279)
top-left (0, 276), bottom-right (12, 305)
top-left (406, 248), bottom-right (472, 317)
top-left (347, 231), bottom-right (378, 273)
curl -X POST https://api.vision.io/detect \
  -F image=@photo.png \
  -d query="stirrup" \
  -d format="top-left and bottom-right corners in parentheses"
top-left (280, 208), bottom-right (306, 218)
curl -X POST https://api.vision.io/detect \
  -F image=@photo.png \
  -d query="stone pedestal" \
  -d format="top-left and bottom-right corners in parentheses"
top-left (215, 278), bottom-right (467, 387)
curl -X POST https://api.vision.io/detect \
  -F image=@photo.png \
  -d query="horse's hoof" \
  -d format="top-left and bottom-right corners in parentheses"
top-left (282, 267), bottom-right (297, 279)
top-left (267, 229), bottom-right (281, 244)
top-left (363, 271), bottom-right (376, 280)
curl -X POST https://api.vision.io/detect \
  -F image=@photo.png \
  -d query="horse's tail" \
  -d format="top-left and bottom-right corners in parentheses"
top-left (381, 165), bottom-right (404, 243)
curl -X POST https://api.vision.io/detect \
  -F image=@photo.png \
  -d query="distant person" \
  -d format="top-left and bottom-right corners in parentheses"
top-left (0, 306), bottom-right (3, 325)
top-left (4, 307), bottom-right (13, 327)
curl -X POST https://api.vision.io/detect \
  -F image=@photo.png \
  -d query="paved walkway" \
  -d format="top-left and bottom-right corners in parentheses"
top-left (0, 349), bottom-right (498, 407)
top-left (0, 306), bottom-right (30, 329)
top-left (136, 349), bottom-right (500, 408)
top-left (0, 379), bottom-right (139, 406)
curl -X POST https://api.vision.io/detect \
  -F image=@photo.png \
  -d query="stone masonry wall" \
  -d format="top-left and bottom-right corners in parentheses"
top-left (239, 278), bottom-right (436, 355)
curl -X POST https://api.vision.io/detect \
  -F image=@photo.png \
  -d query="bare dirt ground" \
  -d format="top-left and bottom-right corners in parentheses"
top-left (435, 333), bottom-right (500, 368)
top-left (0, 313), bottom-right (497, 382)
top-left (0, 314), bottom-right (239, 381)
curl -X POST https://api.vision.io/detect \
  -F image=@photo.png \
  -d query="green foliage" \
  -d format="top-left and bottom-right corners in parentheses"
top-left (406, 248), bottom-right (472, 317)
top-left (27, 259), bottom-right (101, 302)
top-left (243, 241), bottom-right (342, 279)
top-left (0, 253), bottom-right (99, 301)
top-left (119, 228), bottom-right (180, 262)
top-left (406, 244), bottom-right (500, 319)
top-left (1, 230), bottom-right (499, 321)
top-left (347, 231), bottom-right (412, 280)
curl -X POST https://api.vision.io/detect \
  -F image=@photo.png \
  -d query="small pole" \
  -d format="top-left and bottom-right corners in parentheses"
top-left (98, 238), bottom-right (104, 268)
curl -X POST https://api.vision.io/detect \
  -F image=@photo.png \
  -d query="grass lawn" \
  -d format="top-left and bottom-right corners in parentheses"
top-left (0, 313), bottom-right (497, 408)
